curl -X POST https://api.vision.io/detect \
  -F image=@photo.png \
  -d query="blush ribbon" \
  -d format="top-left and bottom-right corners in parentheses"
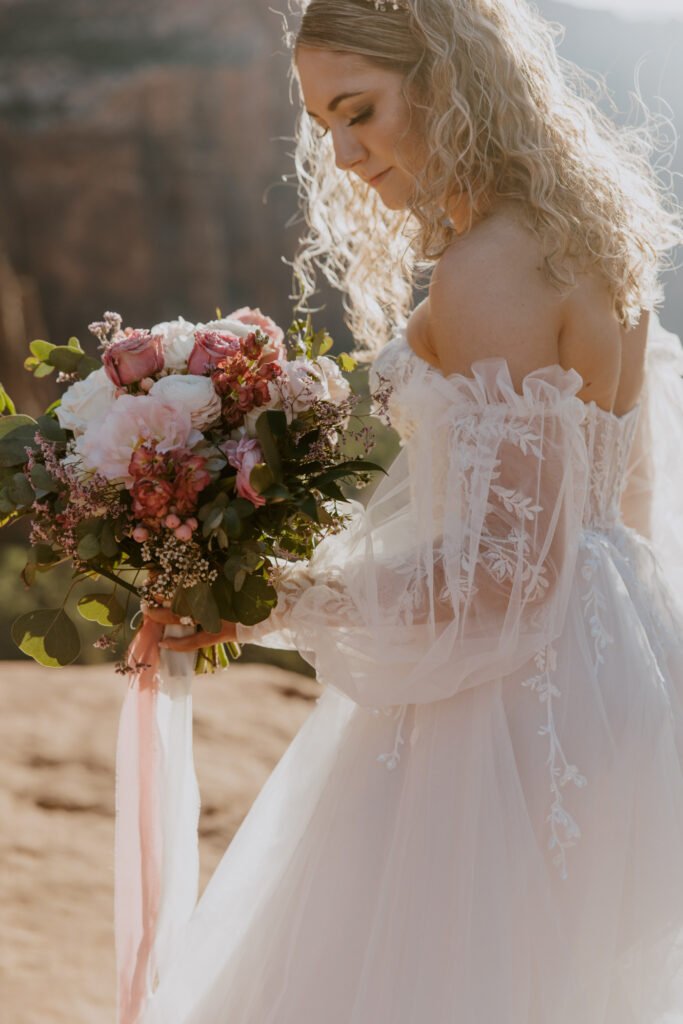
top-left (114, 616), bottom-right (200, 1024)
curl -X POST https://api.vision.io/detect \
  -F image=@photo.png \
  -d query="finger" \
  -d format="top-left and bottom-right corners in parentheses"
top-left (161, 631), bottom-right (217, 651)
top-left (144, 606), bottom-right (185, 625)
top-left (161, 627), bottom-right (237, 651)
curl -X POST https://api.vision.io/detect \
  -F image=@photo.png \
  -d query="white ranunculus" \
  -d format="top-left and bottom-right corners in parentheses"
top-left (275, 357), bottom-right (351, 423)
top-left (55, 367), bottom-right (118, 436)
top-left (316, 356), bottom-right (352, 405)
top-left (149, 373), bottom-right (222, 430)
top-left (151, 316), bottom-right (197, 371)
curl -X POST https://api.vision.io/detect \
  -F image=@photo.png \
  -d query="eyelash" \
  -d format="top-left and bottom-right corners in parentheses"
top-left (314, 106), bottom-right (375, 139)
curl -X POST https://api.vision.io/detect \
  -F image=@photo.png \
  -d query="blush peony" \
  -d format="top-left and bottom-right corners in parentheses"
top-left (75, 394), bottom-right (203, 484)
top-left (149, 374), bottom-right (222, 430)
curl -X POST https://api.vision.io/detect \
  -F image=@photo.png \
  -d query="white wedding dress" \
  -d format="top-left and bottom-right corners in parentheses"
top-left (143, 314), bottom-right (683, 1024)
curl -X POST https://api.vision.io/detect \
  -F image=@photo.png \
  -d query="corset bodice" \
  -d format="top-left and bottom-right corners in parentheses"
top-left (370, 330), bottom-right (640, 534)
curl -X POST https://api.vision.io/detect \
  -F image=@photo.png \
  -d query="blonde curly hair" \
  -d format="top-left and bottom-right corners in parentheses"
top-left (284, 0), bottom-right (683, 358)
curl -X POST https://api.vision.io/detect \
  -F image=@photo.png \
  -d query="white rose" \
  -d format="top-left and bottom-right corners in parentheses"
top-left (316, 356), bottom-right (352, 405)
top-left (151, 316), bottom-right (197, 371)
top-left (149, 373), bottom-right (222, 431)
top-left (196, 317), bottom-right (253, 340)
top-left (55, 367), bottom-right (118, 436)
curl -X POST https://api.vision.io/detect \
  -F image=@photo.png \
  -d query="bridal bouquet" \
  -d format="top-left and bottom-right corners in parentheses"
top-left (0, 307), bottom-right (388, 669)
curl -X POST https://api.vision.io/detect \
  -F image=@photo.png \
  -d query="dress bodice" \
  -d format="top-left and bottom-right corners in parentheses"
top-left (370, 328), bottom-right (641, 534)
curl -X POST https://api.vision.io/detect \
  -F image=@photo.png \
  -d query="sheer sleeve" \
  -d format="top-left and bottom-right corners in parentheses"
top-left (237, 360), bottom-right (589, 709)
top-left (621, 313), bottom-right (683, 600)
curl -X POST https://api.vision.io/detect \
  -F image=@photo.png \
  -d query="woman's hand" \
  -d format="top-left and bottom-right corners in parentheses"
top-left (142, 604), bottom-right (239, 652)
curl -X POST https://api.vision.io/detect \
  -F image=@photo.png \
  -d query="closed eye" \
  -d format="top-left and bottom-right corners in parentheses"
top-left (348, 106), bottom-right (374, 127)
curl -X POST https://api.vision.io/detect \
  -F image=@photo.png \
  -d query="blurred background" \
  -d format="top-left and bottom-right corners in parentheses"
top-left (0, 0), bottom-right (681, 669)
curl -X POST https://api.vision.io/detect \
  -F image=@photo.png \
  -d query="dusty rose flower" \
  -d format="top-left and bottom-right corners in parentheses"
top-left (187, 329), bottom-right (241, 376)
top-left (227, 307), bottom-right (286, 362)
top-left (222, 436), bottom-right (267, 508)
top-left (103, 329), bottom-right (165, 387)
top-left (76, 394), bottom-right (202, 484)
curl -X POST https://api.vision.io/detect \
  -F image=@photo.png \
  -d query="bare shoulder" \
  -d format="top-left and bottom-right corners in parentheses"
top-left (427, 206), bottom-right (563, 390)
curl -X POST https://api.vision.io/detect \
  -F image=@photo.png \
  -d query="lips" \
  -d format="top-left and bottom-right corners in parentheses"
top-left (367, 169), bottom-right (390, 186)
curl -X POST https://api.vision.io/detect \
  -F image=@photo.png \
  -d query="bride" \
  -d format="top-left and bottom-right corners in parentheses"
top-left (143, 0), bottom-right (683, 1020)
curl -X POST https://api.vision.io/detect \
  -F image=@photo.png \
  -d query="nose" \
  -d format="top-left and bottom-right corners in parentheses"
top-left (331, 127), bottom-right (367, 173)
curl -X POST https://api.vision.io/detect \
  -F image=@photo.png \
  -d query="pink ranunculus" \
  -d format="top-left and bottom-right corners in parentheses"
top-left (131, 477), bottom-right (175, 524)
top-left (102, 330), bottom-right (165, 387)
top-left (227, 307), bottom-right (286, 363)
top-left (187, 329), bottom-right (242, 376)
top-left (222, 436), bottom-right (267, 508)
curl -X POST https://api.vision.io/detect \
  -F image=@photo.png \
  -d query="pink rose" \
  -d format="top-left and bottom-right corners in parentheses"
top-left (187, 329), bottom-right (241, 376)
top-left (102, 329), bottom-right (164, 387)
top-left (222, 436), bottom-right (267, 508)
top-left (227, 307), bottom-right (286, 363)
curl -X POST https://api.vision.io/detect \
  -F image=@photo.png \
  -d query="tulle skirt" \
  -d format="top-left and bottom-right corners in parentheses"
top-left (142, 520), bottom-right (683, 1024)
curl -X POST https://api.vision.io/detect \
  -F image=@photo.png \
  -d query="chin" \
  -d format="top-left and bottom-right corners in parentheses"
top-left (377, 189), bottom-right (411, 211)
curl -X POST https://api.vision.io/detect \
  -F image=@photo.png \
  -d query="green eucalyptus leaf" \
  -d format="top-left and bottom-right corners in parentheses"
top-left (8, 473), bottom-right (35, 507)
top-left (77, 533), bottom-right (101, 560)
top-left (185, 581), bottom-right (222, 634)
top-left (203, 506), bottom-right (224, 535)
top-left (0, 384), bottom-right (16, 415)
top-left (99, 520), bottom-right (120, 558)
top-left (211, 575), bottom-right (237, 622)
top-left (77, 354), bottom-right (101, 378)
top-left (249, 462), bottom-right (275, 495)
top-left (264, 409), bottom-right (287, 437)
top-left (67, 336), bottom-right (83, 352)
top-left (47, 346), bottom-right (82, 373)
top-left (36, 415), bottom-right (66, 444)
top-left (255, 412), bottom-right (283, 481)
top-left (11, 608), bottom-right (81, 667)
top-left (30, 339), bottom-right (55, 361)
top-left (232, 573), bottom-right (277, 626)
top-left (30, 463), bottom-right (57, 494)
top-left (34, 363), bottom-right (56, 379)
top-left (77, 592), bottom-right (125, 626)
top-left (0, 415), bottom-right (37, 440)
top-left (223, 506), bottom-right (242, 539)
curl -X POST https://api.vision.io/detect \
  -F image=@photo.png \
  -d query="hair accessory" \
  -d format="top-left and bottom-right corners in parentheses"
top-left (364, 0), bottom-right (407, 10)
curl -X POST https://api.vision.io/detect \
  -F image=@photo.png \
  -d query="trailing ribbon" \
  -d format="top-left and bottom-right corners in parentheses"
top-left (114, 617), bottom-right (200, 1024)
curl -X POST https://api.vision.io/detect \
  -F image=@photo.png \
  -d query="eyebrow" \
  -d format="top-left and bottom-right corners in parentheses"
top-left (306, 91), bottom-right (365, 118)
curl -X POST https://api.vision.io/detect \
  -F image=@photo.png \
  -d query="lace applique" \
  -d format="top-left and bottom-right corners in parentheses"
top-left (373, 704), bottom-right (410, 771)
top-left (521, 644), bottom-right (588, 881)
top-left (579, 533), bottom-right (614, 668)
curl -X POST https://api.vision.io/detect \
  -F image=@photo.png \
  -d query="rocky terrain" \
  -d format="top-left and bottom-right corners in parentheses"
top-left (0, 659), bottom-right (319, 1024)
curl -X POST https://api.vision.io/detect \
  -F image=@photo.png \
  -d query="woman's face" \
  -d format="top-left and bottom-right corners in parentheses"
top-left (296, 47), bottom-right (424, 210)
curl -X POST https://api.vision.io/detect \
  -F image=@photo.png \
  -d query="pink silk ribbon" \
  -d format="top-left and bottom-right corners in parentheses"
top-left (115, 615), bottom-right (165, 1024)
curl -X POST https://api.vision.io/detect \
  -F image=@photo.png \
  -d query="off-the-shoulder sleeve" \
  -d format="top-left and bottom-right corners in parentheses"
top-left (621, 313), bottom-right (683, 601)
top-left (237, 360), bottom-right (589, 708)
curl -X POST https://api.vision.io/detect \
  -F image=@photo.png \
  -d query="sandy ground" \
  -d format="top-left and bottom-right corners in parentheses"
top-left (0, 660), bottom-right (319, 1024)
